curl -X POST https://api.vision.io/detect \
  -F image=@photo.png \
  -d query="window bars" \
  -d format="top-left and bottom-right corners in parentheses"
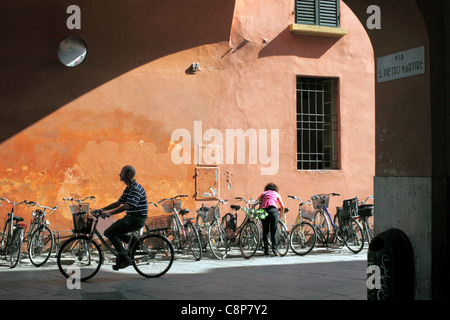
top-left (296, 76), bottom-right (339, 170)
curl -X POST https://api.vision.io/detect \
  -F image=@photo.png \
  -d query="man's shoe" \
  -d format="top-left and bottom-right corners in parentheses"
top-left (113, 255), bottom-right (132, 270)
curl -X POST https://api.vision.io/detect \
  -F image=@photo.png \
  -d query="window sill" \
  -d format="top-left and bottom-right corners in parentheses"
top-left (289, 23), bottom-right (348, 37)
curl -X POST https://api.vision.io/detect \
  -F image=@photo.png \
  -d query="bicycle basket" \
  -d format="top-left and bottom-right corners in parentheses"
top-left (222, 214), bottom-right (236, 232)
top-left (160, 199), bottom-right (182, 213)
top-left (358, 204), bottom-right (374, 217)
top-left (72, 212), bottom-right (93, 234)
top-left (145, 215), bottom-right (172, 232)
top-left (198, 206), bottom-right (220, 223)
top-left (312, 194), bottom-right (329, 210)
top-left (341, 197), bottom-right (359, 219)
top-left (69, 203), bottom-right (89, 215)
top-left (300, 209), bottom-right (315, 221)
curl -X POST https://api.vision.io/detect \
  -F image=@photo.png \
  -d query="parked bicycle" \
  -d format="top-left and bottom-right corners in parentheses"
top-left (256, 209), bottom-right (289, 256)
top-left (287, 195), bottom-right (316, 255)
top-left (0, 198), bottom-right (28, 268)
top-left (158, 194), bottom-right (202, 261)
top-left (195, 199), bottom-right (228, 260)
top-left (312, 193), bottom-right (365, 253)
top-left (57, 207), bottom-right (174, 281)
top-left (25, 201), bottom-right (58, 267)
top-left (312, 193), bottom-right (340, 245)
top-left (358, 195), bottom-right (374, 244)
top-left (221, 197), bottom-right (260, 259)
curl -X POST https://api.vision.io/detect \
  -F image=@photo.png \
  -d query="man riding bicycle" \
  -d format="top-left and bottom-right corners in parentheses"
top-left (97, 165), bottom-right (148, 270)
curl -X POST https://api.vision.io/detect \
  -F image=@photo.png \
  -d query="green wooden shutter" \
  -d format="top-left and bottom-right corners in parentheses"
top-left (295, 0), bottom-right (316, 25)
top-left (295, 0), bottom-right (340, 27)
top-left (318, 0), bottom-right (340, 27)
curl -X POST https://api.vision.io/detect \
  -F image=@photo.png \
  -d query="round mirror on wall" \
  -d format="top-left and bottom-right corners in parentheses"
top-left (57, 36), bottom-right (87, 67)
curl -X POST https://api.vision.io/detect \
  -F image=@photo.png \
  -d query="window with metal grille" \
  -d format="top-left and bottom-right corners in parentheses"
top-left (296, 77), bottom-right (339, 170)
top-left (295, 0), bottom-right (340, 27)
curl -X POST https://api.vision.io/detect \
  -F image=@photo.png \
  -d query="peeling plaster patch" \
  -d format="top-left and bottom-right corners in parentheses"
top-left (226, 170), bottom-right (233, 190)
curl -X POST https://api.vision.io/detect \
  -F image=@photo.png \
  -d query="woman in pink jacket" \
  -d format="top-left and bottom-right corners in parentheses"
top-left (256, 183), bottom-right (285, 256)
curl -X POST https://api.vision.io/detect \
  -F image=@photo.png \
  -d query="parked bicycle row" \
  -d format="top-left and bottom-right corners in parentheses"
top-left (0, 197), bottom-right (60, 268)
top-left (0, 192), bottom-right (373, 281)
top-left (144, 192), bottom-right (374, 261)
top-left (0, 195), bottom-right (175, 280)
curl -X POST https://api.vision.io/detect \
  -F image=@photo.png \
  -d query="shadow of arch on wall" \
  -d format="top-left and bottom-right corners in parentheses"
top-left (0, 0), bottom-right (236, 142)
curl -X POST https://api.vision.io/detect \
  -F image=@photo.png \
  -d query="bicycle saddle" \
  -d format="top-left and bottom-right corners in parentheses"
top-left (179, 208), bottom-right (189, 215)
top-left (230, 205), bottom-right (240, 211)
top-left (13, 216), bottom-right (24, 222)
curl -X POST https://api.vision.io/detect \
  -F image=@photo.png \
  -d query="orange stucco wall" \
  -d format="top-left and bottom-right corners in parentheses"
top-left (0, 0), bottom-right (374, 231)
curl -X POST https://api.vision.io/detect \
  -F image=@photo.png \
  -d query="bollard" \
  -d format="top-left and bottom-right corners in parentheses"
top-left (367, 228), bottom-right (414, 300)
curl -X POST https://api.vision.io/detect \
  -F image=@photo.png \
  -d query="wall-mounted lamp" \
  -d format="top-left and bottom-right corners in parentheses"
top-left (192, 62), bottom-right (200, 72)
top-left (186, 62), bottom-right (200, 74)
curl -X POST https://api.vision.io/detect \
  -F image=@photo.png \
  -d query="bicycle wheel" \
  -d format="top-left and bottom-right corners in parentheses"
top-left (221, 213), bottom-right (237, 248)
top-left (333, 213), bottom-right (343, 244)
top-left (342, 219), bottom-right (365, 253)
top-left (314, 210), bottom-right (330, 245)
top-left (290, 222), bottom-right (316, 255)
top-left (195, 213), bottom-right (209, 251)
top-left (0, 219), bottom-right (9, 251)
top-left (131, 234), bottom-right (174, 278)
top-left (28, 226), bottom-right (54, 267)
top-left (185, 223), bottom-right (202, 261)
top-left (208, 220), bottom-right (228, 260)
top-left (363, 218), bottom-right (375, 244)
top-left (276, 221), bottom-right (289, 256)
top-left (57, 236), bottom-right (102, 281)
top-left (9, 228), bottom-right (23, 268)
top-left (239, 221), bottom-right (259, 259)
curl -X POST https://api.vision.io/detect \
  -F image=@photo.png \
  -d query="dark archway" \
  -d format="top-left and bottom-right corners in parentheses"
top-left (345, 0), bottom-right (449, 299)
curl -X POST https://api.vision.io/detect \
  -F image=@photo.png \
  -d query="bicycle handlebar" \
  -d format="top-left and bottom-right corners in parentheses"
top-left (0, 198), bottom-right (28, 207)
top-left (25, 200), bottom-right (58, 211)
top-left (216, 199), bottom-right (228, 205)
top-left (311, 193), bottom-right (340, 200)
top-left (235, 197), bottom-right (258, 205)
top-left (288, 195), bottom-right (310, 205)
top-left (148, 201), bottom-right (158, 208)
top-left (63, 196), bottom-right (96, 202)
top-left (360, 195), bottom-right (374, 205)
top-left (157, 194), bottom-right (188, 203)
top-left (90, 209), bottom-right (103, 218)
top-left (197, 198), bottom-right (228, 212)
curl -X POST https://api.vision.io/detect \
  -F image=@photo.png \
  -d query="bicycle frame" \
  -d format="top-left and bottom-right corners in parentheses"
top-left (77, 212), bottom-right (144, 260)
top-left (288, 195), bottom-right (317, 256)
top-left (0, 198), bottom-right (27, 252)
top-left (228, 207), bottom-right (251, 238)
top-left (157, 194), bottom-right (201, 260)
top-left (323, 205), bottom-right (338, 230)
top-left (196, 199), bottom-right (226, 241)
top-left (25, 201), bottom-right (57, 242)
top-left (158, 195), bottom-right (189, 241)
top-left (226, 197), bottom-right (258, 242)
top-left (172, 207), bottom-right (188, 241)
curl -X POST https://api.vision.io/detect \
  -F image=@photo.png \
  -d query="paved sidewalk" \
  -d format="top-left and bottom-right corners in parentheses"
top-left (0, 245), bottom-right (368, 301)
